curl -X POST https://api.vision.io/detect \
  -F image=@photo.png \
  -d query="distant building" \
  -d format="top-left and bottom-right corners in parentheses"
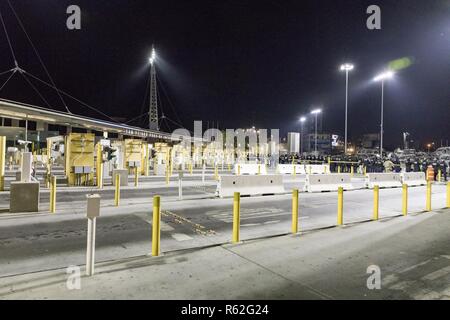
top-left (304, 133), bottom-right (332, 155)
top-left (360, 133), bottom-right (380, 149)
top-left (287, 132), bottom-right (300, 154)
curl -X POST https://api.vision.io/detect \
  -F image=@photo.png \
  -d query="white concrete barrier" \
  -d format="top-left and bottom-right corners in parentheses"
top-left (277, 164), bottom-right (306, 175)
top-left (278, 164), bottom-right (329, 175)
top-left (305, 164), bottom-right (330, 174)
top-left (234, 163), bottom-right (267, 175)
top-left (303, 173), bottom-right (353, 192)
top-left (216, 174), bottom-right (285, 198)
top-left (401, 172), bottom-right (426, 187)
top-left (365, 173), bottom-right (402, 188)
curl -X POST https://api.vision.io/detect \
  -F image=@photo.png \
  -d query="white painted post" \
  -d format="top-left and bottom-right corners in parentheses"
top-left (178, 172), bottom-right (183, 200)
top-left (86, 194), bottom-right (101, 276)
top-left (86, 217), bottom-right (96, 276)
top-left (202, 163), bottom-right (206, 184)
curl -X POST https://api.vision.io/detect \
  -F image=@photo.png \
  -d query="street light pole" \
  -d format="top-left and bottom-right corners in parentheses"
top-left (373, 71), bottom-right (393, 157)
top-left (310, 109), bottom-right (322, 155)
top-left (299, 117), bottom-right (306, 155)
top-left (380, 79), bottom-right (384, 157)
top-left (340, 64), bottom-right (354, 155)
top-left (314, 113), bottom-right (318, 154)
top-left (345, 69), bottom-right (349, 154)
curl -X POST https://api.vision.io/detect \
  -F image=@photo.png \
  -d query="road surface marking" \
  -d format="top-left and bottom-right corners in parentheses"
top-left (145, 220), bottom-right (174, 231)
top-left (421, 266), bottom-right (450, 281)
top-left (171, 233), bottom-right (193, 241)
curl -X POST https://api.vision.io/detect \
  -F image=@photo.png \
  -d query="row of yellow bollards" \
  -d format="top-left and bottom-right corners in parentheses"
top-left (147, 181), bottom-right (450, 256)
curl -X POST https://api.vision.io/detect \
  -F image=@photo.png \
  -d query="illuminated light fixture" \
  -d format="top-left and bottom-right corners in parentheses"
top-left (340, 63), bottom-right (354, 71)
top-left (373, 71), bottom-right (394, 82)
top-left (149, 47), bottom-right (156, 65)
top-left (300, 116), bottom-right (306, 122)
top-left (310, 109), bottom-right (322, 115)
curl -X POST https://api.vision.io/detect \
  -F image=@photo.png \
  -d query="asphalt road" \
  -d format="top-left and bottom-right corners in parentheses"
top-left (0, 181), bottom-right (447, 277)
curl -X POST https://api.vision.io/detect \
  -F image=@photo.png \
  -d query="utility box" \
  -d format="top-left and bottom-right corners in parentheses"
top-left (86, 194), bottom-right (101, 219)
top-left (10, 181), bottom-right (40, 213)
top-left (112, 169), bottom-right (128, 186)
top-left (21, 152), bottom-right (33, 182)
top-left (74, 166), bottom-right (84, 174)
top-left (127, 161), bottom-right (141, 168)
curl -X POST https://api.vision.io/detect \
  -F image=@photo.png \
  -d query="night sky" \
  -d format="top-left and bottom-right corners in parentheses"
top-left (0, 0), bottom-right (448, 149)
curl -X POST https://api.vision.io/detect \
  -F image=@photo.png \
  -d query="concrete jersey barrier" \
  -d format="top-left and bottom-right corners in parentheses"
top-left (365, 173), bottom-right (402, 188)
top-left (305, 164), bottom-right (330, 174)
top-left (303, 173), bottom-right (353, 192)
top-left (278, 164), bottom-right (330, 175)
top-left (216, 174), bottom-right (285, 198)
top-left (277, 164), bottom-right (306, 175)
top-left (401, 172), bottom-right (426, 187)
top-left (234, 163), bottom-right (267, 175)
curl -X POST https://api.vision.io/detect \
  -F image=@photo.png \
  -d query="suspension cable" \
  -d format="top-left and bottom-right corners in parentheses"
top-left (0, 68), bottom-right (15, 77)
top-left (138, 70), bottom-right (151, 127)
top-left (20, 72), bottom-right (52, 109)
top-left (24, 71), bottom-right (120, 123)
top-left (6, 0), bottom-right (70, 113)
top-left (124, 112), bottom-right (149, 125)
top-left (156, 74), bottom-right (184, 127)
top-left (0, 69), bottom-right (15, 92)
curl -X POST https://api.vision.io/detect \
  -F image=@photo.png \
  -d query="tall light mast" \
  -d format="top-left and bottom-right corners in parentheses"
top-left (149, 45), bottom-right (159, 130)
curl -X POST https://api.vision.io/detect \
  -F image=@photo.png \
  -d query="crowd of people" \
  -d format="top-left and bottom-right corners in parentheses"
top-left (278, 153), bottom-right (449, 181)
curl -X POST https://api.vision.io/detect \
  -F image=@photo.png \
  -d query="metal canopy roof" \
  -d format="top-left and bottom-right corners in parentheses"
top-left (0, 98), bottom-right (198, 142)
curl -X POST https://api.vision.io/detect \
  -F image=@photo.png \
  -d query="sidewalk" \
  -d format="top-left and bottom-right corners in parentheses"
top-left (1, 208), bottom-right (449, 300)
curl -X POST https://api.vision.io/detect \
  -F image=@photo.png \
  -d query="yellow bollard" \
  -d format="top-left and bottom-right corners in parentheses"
top-left (151, 196), bottom-right (161, 256)
top-left (97, 162), bottom-right (103, 189)
top-left (214, 165), bottom-right (219, 180)
top-left (189, 163), bottom-right (193, 175)
top-left (447, 182), bottom-right (450, 208)
top-left (114, 174), bottom-right (120, 206)
top-left (134, 167), bottom-right (139, 187)
top-left (373, 185), bottom-right (379, 220)
top-left (437, 169), bottom-right (442, 182)
top-left (364, 166), bottom-right (367, 176)
top-left (426, 181), bottom-right (432, 211)
top-left (402, 184), bottom-right (408, 216)
top-left (292, 189), bottom-right (299, 234)
top-left (338, 166), bottom-right (341, 174)
top-left (50, 176), bottom-right (56, 213)
top-left (232, 192), bottom-right (240, 243)
top-left (293, 165), bottom-right (296, 176)
top-left (0, 136), bottom-right (5, 191)
top-left (350, 166), bottom-right (354, 176)
top-left (337, 187), bottom-right (344, 225)
top-left (228, 163), bottom-right (231, 172)
top-left (237, 165), bottom-right (241, 176)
